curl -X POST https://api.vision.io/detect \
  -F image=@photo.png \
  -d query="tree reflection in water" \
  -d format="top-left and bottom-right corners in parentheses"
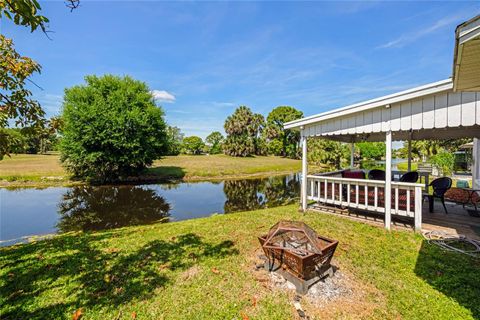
top-left (223, 174), bottom-right (300, 213)
top-left (57, 185), bottom-right (171, 233)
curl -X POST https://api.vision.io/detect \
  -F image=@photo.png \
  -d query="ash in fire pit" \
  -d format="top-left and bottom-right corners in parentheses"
top-left (258, 221), bottom-right (339, 295)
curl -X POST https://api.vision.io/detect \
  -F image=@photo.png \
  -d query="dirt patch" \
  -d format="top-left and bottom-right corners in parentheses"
top-left (300, 266), bottom-right (386, 319)
top-left (250, 251), bottom-right (386, 319)
top-left (180, 265), bottom-right (201, 281)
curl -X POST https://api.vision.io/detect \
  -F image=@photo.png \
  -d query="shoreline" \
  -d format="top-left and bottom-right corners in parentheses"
top-left (0, 170), bottom-right (300, 189)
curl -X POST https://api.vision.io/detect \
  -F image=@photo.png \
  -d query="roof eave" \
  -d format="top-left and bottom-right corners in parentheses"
top-left (284, 79), bottom-right (453, 130)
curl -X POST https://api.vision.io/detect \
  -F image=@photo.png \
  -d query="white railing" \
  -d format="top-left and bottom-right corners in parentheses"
top-left (306, 175), bottom-right (423, 231)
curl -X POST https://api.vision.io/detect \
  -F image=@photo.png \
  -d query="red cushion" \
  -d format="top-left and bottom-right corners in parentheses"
top-left (342, 170), bottom-right (365, 179)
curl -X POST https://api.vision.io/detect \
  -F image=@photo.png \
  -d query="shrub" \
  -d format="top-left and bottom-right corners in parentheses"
top-left (60, 75), bottom-right (168, 182)
top-left (430, 151), bottom-right (455, 176)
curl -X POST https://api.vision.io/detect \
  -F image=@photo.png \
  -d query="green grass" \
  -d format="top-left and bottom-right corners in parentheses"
top-left (1, 205), bottom-right (478, 319)
top-left (396, 161), bottom-right (419, 172)
top-left (0, 154), bottom-right (302, 187)
top-left (150, 154), bottom-right (302, 180)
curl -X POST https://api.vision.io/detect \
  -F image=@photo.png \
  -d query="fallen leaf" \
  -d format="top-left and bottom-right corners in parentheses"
top-left (251, 297), bottom-right (257, 307)
top-left (72, 308), bottom-right (83, 320)
top-left (131, 311), bottom-right (137, 319)
top-left (103, 247), bottom-right (121, 254)
top-left (211, 267), bottom-right (220, 274)
top-left (240, 312), bottom-right (249, 320)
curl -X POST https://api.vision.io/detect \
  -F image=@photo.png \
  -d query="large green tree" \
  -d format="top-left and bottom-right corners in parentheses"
top-left (205, 131), bottom-right (224, 154)
top-left (60, 75), bottom-right (168, 182)
top-left (264, 106), bottom-right (303, 158)
top-left (182, 136), bottom-right (205, 155)
top-left (223, 106), bottom-right (265, 157)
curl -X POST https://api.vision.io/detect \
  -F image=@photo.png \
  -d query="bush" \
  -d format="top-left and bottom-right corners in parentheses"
top-left (60, 75), bottom-right (168, 182)
top-left (430, 151), bottom-right (455, 176)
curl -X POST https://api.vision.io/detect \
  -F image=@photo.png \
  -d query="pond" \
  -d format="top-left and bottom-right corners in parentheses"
top-left (0, 174), bottom-right (300, 246)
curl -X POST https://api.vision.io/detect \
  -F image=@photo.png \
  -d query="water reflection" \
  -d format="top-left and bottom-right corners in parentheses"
top-left (223, 174), bottom-right (300, 212)
top-left (57, 185), bottom-right (171, 232)
top-left (1, 174), bottom-right (300, 245)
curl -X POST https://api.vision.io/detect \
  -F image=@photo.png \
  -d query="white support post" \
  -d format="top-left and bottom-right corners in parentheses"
top-left (301, 133), bottom-right (308, 212)
top-left (407, 133), bottom-right (412, 172)
top-left (350, 142), bottom-right (355, 168)
top-left (473, 138), bottom-right (480, 189)
top-left (385, 131), bottom-right (392, 230)
top-left (414, 186), bottom-right (422, 232)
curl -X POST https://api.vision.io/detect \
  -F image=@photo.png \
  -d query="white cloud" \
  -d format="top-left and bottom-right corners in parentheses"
top-left (377, 13), bottom-right (464, 49)
top-left (151, 90), bottom-right (176, 103)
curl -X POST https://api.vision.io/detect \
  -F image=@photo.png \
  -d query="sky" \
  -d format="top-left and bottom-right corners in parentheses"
top-left (2, 1), bottom-right (479, 139)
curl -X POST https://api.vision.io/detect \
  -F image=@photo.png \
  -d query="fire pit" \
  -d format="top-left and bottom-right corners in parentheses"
top-left (258, 221), bottom-right (338, 294)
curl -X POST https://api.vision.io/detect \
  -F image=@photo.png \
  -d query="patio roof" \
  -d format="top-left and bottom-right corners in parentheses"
top-left (284, 79), bottom-right (480, 142)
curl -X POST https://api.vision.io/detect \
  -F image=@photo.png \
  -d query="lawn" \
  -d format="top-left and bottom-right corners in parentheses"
top-left (1, 205), bottom-right (478, 319)
top-left (396, 161), bottom-right (419, 172)
top-left (0, 154), bottom-right (302, 187)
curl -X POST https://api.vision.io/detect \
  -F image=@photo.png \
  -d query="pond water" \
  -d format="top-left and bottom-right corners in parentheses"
top-left (0, 174), bottom-right (300, 246)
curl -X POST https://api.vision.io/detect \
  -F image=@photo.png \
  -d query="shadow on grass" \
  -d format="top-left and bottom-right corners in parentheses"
top-left (414, 240), bottom-right (480, 318)
top-left (0, 232), bottom-right (238, 319)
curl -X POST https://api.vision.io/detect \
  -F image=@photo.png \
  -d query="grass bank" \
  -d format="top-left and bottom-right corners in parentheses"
top-left (0, 154), bottom-right (302, 187)
top-left (1, 205), bottom-right (478, 319)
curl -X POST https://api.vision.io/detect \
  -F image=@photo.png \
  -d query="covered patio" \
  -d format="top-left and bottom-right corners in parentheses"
top-left (285, 15), bottom-right (480, 236)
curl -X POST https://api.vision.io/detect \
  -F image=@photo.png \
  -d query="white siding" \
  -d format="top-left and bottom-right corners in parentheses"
top-left (301, 89), bottom-right (480, 138)
top-left (390, 104), bottom-right (401, 131)
top-left (411, 99), bottom-right (423, 130)
top-left (462, 92), bottom-right (476, 126)
top-left (381, 107), bottom-right (390, 132)
top-left (422, 96), bottom-right (435, 129)
top-left (372, 109), bottom-right (382, 132)
top-left (448, 92), bottom-right (462, 127)
top-left (434, 93), bottom-right (448, 128)
top-left (400, 101), bottom-right (412, 130)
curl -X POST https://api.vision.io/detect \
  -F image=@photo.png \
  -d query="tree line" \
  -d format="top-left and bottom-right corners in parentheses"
top-left (166, 105), bottom-right (304, 158)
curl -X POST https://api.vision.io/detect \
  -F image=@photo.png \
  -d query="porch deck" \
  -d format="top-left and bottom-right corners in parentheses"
top-left (309, 200), bottom-right (480, 240)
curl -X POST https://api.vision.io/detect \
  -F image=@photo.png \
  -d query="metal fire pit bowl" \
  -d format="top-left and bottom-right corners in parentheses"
top-left (258, 220), bottom-right (339, 294)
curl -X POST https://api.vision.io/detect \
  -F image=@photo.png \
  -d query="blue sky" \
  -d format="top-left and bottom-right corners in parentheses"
top-left (2, 1), bottom-right (479, 138)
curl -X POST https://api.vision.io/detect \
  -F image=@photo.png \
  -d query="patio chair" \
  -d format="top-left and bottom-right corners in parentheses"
top-left (424, 177), bottom-right (452, 214)
top-left (400, 171), bottom-right (419, 183)
top-left (368, 169), bottom-right (385, 181)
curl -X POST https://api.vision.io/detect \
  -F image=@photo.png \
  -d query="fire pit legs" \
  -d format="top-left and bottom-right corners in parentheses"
top-left (263, 256), bottom-right (334, 295)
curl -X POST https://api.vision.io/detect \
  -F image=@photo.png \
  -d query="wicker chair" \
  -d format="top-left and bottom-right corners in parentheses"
top-left (368, 169), bottom-right (385, 181)
top-left (424, 177), bottom-right (452, 214)
top-left (400, 171), bottom-right (419, 183)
